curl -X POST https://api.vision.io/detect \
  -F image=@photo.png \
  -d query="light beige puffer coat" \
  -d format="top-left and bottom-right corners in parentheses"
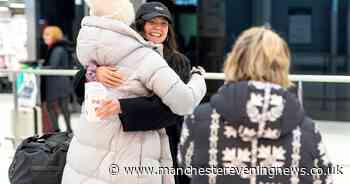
top-left (61, 16), bottom-right (207, 184)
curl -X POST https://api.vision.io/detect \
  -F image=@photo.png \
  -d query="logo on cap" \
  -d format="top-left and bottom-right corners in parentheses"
top-left (155, 6), bottom-right (164, 11)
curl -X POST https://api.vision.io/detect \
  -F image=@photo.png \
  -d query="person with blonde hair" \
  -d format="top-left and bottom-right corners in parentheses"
top-left (43, 26), bottom-right (64, 44)
top-left (61, 0), bottom-right (206, 184)
top-left (42, 26), bottom-right (73, 133)
top-left (178, 27), bottom-right (333, 184)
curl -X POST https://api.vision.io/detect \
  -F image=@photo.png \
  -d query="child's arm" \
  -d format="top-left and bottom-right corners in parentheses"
top-left (73, 65), bottom-right (181, 131)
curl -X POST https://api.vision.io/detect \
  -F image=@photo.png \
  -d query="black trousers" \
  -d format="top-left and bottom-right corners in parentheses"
top-left (166, 121), bottom-right (191, 184)
top-left (47, 97), bottom-right (72, 133)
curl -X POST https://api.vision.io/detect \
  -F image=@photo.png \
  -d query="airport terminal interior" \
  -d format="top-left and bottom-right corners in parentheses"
top-left (0, 0), bottom-right (349, 183)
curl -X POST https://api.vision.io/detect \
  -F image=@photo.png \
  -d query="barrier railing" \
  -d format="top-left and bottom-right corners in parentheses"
top-left (3, 69), bottom-right (350, 81)
top-left (1, 68), bottom-right (350, 145)
top-left (204, 73), bottom-right (350, 107)
top-left (3, 69), bottom-right (350, 83)
top-left (0, 69), bottom-right (78, 76)
top-left (2, 69), bottom-right (350, 117)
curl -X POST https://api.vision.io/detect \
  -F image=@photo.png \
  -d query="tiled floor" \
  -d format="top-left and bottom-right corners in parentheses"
top-left (0, 94), bottom-right (349, 183)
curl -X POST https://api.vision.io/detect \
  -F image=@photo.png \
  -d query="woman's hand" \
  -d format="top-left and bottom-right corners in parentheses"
top-left (96, 66), bottom-right (124, 88)
top-left (191, 66), bottom-right (206, 76)
top-left (95, 99), bottom-right (122, 119)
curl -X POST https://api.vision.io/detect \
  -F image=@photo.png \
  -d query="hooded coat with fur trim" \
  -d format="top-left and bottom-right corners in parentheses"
top-left (178, 81), bottom-right (333, 184)
top-left (61, 16), bottom-right (206, 184)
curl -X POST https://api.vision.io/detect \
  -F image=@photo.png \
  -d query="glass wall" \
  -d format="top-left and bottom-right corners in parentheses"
top-left (270, 0), bottom-right (350, 121)
top-left (194, 0), bottom-right (350, 121)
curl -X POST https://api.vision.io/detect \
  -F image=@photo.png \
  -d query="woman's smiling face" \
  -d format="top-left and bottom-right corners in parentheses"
top-left (144, 16), bottom-right (169, 44)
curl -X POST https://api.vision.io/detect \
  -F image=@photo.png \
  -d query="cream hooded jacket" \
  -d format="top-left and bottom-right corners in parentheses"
top-left (61, 16), bottom-right (206, 184)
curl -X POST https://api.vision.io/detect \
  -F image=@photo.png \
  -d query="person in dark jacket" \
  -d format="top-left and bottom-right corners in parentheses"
top-left (74, 2), bottom-right (195, 184)
top-left (42, 26), bottom-right (73, 133)
top-left (178, 27), bottom-right (333, 184)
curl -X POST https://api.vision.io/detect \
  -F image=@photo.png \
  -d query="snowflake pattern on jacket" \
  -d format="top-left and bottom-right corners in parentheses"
top-left (178, 81), bottom-right (333, 184)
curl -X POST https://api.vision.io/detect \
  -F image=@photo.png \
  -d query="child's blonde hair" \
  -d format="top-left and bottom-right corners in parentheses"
top-left (85, 0), bottom-right (135, 25)
top-left (224, 27), bottom-right (292, 88)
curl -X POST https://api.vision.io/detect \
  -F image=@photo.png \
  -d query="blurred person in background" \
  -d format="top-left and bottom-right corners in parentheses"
top-left (42, 26), bottom-right (73, 133)
top-left (178, 27), bottom-right (333, 184)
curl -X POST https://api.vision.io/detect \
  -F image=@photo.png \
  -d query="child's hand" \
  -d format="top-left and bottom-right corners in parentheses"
top-left (95, 99), bottom-right (121, 119)
top-left (96, 66), bottom-right (124, 88)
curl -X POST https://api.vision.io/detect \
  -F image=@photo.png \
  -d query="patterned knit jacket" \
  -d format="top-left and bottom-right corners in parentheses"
top-left (178, 81), bottom-right (333, 184)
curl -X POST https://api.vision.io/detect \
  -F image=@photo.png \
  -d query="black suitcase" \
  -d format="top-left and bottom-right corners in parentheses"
top-left (8, 132), bottom-right (72, 184)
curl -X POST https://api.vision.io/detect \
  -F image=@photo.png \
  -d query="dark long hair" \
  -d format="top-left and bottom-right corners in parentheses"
top-left (131, 18), bottom-right (178, 58)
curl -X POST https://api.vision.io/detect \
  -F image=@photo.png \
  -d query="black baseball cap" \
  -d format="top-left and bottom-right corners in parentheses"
top-left (136, 2), bottom-right (173, 24)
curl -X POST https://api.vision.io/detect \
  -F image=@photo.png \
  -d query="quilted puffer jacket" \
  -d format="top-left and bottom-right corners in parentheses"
top-left (62, 16), bottom-right (206, 184)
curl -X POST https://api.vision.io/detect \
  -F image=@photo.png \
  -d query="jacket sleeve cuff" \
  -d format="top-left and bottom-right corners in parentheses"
top-left (119, 98), bottom-right (132, 131)
top-left (86, 62), bottom-right (98, 82)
